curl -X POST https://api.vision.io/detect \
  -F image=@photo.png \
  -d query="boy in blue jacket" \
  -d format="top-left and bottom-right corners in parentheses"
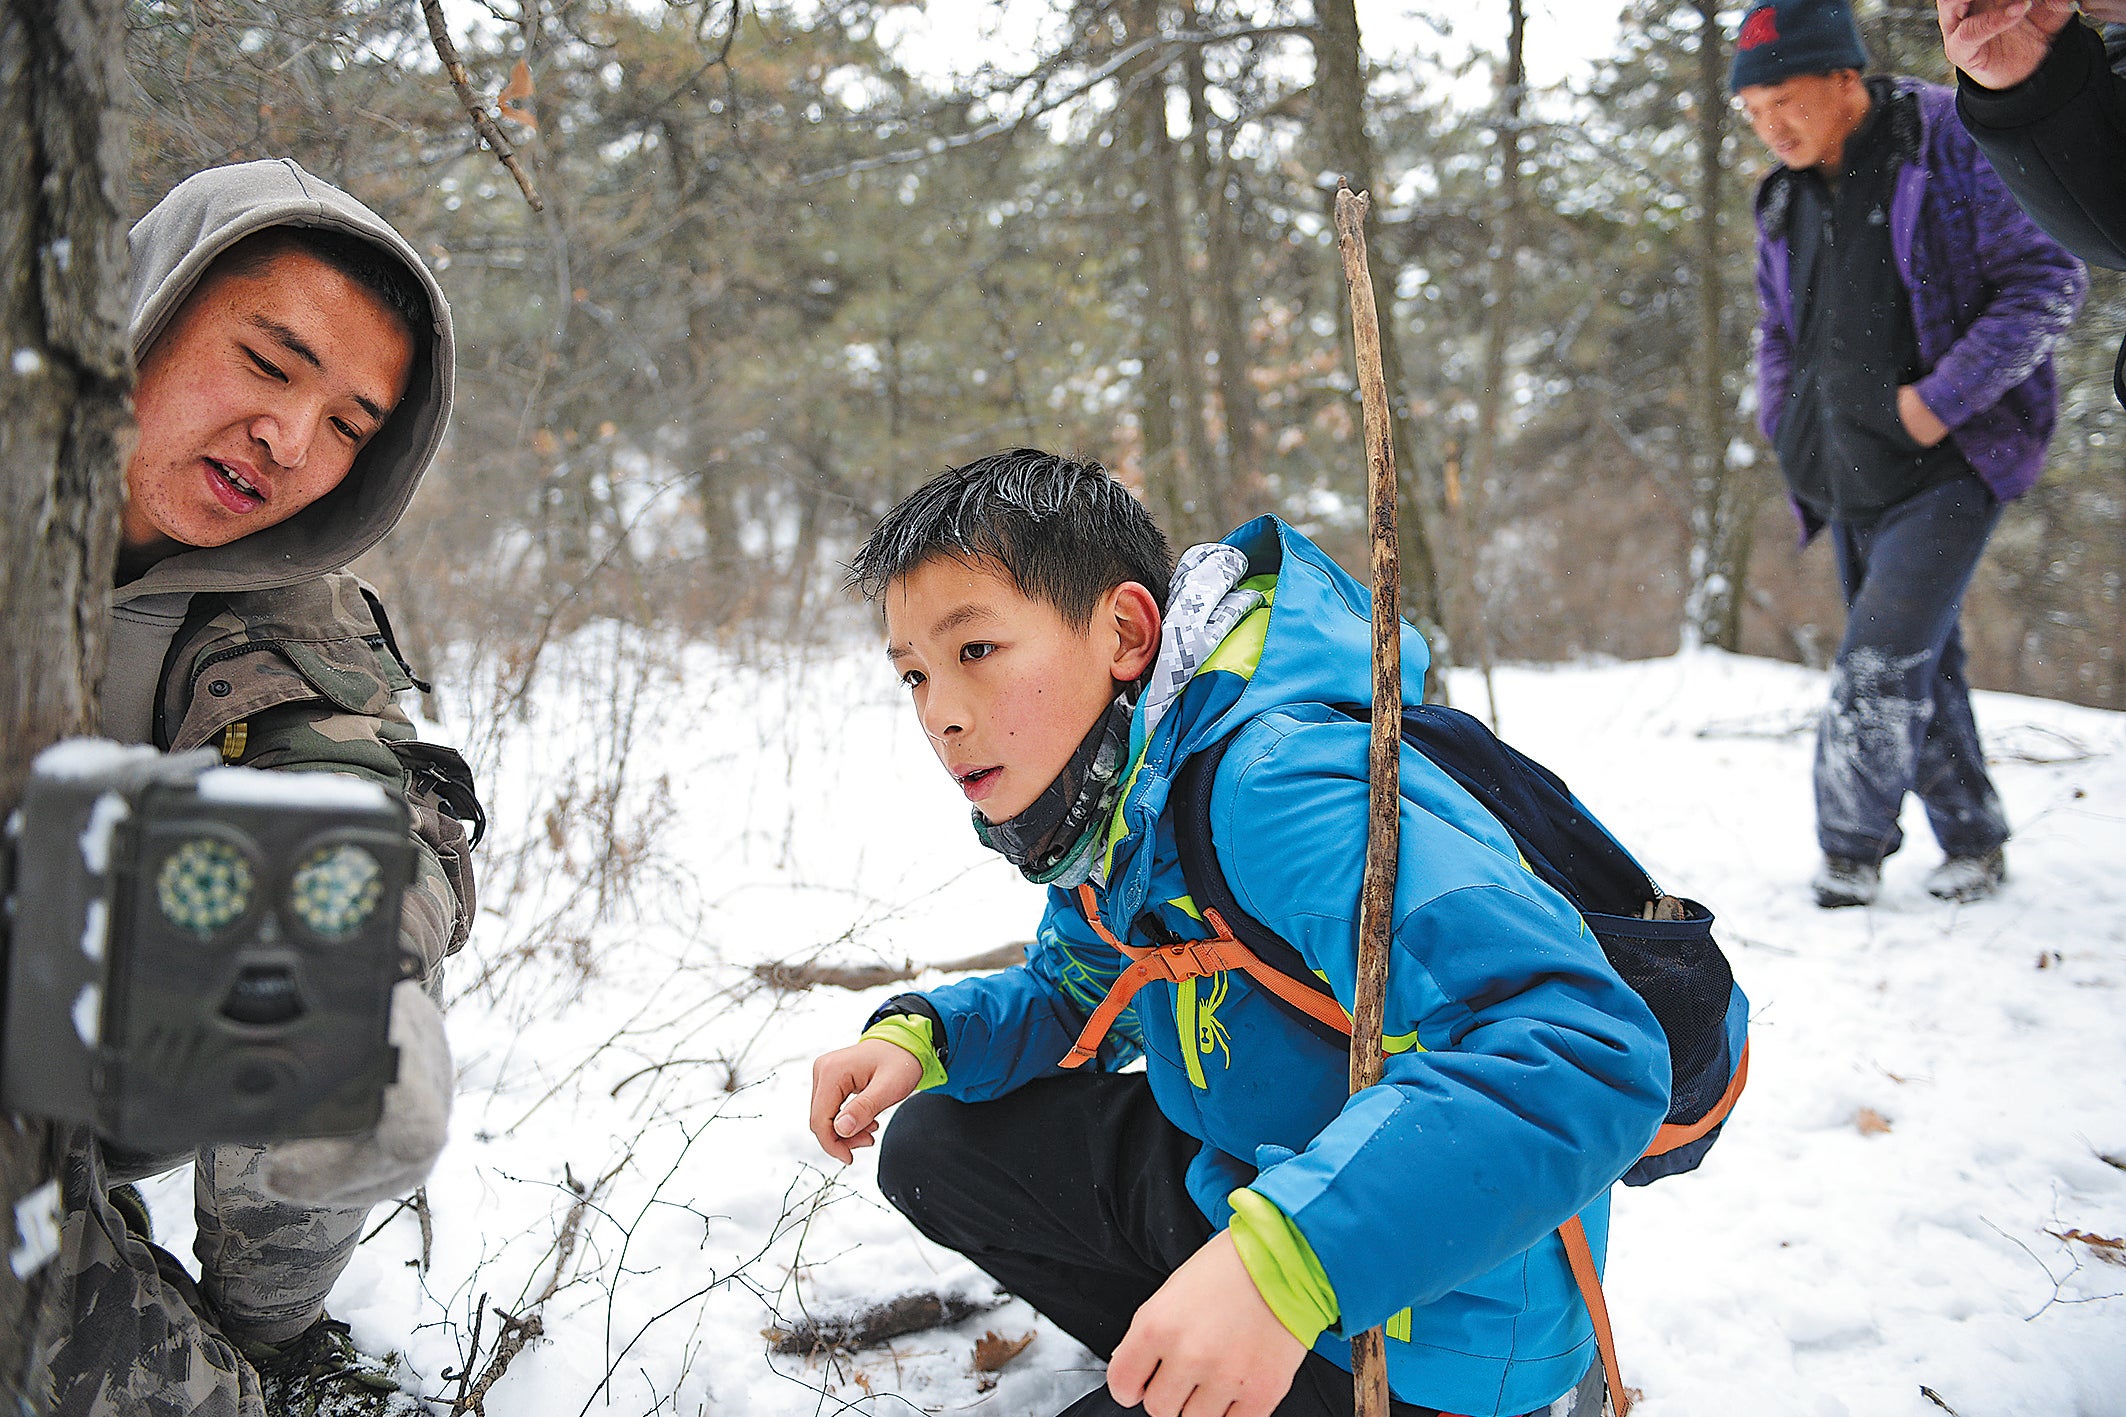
top-left (807, 450), bottom-right (1670, 1417)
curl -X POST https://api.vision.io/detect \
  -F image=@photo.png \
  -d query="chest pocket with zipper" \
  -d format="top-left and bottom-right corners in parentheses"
top-left (158, 583), bottom-right (415, 754)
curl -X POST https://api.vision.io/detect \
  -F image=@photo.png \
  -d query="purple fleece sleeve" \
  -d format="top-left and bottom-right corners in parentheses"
top-left (1755, 241), bottom-right (1793, 446)
top-left (1910, 126), bottom-right (2087, 429)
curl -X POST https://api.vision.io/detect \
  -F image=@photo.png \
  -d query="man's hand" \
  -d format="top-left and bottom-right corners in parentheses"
top-left (1937, 0), bottom-right (2076, 89)
top-left (1898, 385), bottom-right (1951, 447)
top-left (808, 1038), bottom-right (924, 1163)
top-left (1106, 1231), bottom-right (1309, 1417)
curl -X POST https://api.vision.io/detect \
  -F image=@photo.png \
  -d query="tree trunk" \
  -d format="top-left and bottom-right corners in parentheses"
top-left (517, 0), bottom-right (596, 574)
top-left (1126, 0), bottom-right (1217, 542)
top-left (1684, 0), bottom-right (1752, 651)
top-left (0, 0), bottom-right (132, 1393)
top-left (1186, 26), bottom-right (1262, 510)
top-left (1459, 0), bottom-right (1525, 725)
top-left (1309, 0), bottom-right (1448, 696)
top-left (1151, 127), bottom-right (1218, 541)
top-left (686, 281), bottom-right (747, 589)
top-left (1118, 6), bottom-right (1182, 529)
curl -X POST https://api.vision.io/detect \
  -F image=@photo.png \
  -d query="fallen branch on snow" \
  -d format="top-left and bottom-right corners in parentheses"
top-left (1695, 710), bottom-right (1815, 741)
top-left (753, 942), bottom-right (1028, 993)
top-left (764, 1290), bottom-right (1005, 1356)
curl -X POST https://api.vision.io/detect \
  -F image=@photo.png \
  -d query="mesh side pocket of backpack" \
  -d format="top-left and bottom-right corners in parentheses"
top-left (1586, 902), bottom-right (1738, 1186)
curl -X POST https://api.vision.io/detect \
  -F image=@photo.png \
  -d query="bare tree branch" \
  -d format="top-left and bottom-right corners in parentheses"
top-left (796, 24), bottom-right (1311, 187)
top-left (416, 0), bottom-right (543, 211)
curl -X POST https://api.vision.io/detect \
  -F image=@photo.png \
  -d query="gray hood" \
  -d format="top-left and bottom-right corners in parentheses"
top-left (115, 159), bottom-right (455, 603)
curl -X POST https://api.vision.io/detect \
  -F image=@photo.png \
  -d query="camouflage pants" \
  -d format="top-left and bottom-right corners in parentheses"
top-left (103, 1141), bottom-right (371, 1345)
top-left (31, 1127), bottom-right (397, 1417)
top-left (37, 1089), bottom-right (414, 1415)
top-left (35, 1126), bottom-right (269, 1417)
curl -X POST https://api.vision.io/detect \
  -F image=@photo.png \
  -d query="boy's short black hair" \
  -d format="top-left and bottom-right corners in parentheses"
top-left (212, 225), bottom-right (430, 343)
top-left (849, 449), bottom-right (1174, 626)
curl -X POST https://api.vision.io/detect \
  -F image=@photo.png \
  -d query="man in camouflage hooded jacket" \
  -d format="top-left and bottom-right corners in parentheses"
top-left (30, 159), bottom-right (477, 1416)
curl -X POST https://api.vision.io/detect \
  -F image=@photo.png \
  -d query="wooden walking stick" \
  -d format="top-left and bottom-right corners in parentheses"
top-left (1332, 180), bottom-right (1401, 1417)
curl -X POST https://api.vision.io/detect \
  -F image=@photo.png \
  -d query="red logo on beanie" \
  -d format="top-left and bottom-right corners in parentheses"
top-left (1738, 7), bottom-right (1779, 49)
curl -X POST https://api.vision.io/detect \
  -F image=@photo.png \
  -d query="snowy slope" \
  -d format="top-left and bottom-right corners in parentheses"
top-left (143, 643), bottom-right (2126, 1417)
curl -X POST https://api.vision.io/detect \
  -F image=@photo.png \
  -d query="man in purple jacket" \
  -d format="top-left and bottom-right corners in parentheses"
top-left (1734, 0), bottom-right (2085, 908)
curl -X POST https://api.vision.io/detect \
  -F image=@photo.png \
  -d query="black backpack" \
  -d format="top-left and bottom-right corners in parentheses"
top-left (1167, 703), bottom-right (1748, 1187)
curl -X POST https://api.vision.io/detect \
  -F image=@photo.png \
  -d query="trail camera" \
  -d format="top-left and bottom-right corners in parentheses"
top-left (3, 743), bottom-right (411, 1153)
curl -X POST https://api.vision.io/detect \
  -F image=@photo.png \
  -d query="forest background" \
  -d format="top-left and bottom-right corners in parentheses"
top-left (4, 1), bottom-right (2123, 1402)
top-left (120, 0), bottom-right (2126, 711)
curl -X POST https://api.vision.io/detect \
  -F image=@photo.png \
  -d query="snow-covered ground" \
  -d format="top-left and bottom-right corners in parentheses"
top-left (144, 639), bottom-right (2126, 1417)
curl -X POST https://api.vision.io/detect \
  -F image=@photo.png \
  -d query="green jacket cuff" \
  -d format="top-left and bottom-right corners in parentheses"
top-left (1227, 1187), bottom-right (1338, 1349)
top-left (860, 1014), bottom-right (949, 1091)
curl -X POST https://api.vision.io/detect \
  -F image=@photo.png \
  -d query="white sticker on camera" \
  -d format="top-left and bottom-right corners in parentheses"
top-left (9, 1181), bottom-right (62, 1279)
top-left (78, 791), bottom-right (131, 874)
top-left (73, 984), bottom-right (101, 1046)
top-left (81, 899), bottom-right (107, 962)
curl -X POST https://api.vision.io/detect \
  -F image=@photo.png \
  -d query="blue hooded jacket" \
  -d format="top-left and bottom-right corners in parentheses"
top-left (910, 518), bottom-right (1671, 1416)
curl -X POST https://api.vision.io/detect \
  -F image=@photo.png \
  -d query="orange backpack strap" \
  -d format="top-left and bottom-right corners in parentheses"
top-left (1547, 1049), bottom-right (1746, 1416)
top-left (1059, 938), bottom-right (1254, 1066)
top-left (1073, 883), bottom-right (1139, 955)
top-left (1558, 1215), bottom-right (1629, 1417)
top-left (1207, 908), bottom-right (1358, 1038)
top-left (1644, 1039), bottom-right (1750, 1158)
top-left (1060, 889), bottom-right (1355, 1068)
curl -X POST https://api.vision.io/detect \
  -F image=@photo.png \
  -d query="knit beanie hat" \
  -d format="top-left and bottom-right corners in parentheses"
top-left (1729, 0), bottom-right (1869, 92)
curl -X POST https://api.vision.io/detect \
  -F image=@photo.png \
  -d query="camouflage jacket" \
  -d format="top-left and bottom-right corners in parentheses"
top-left (151, 572), bottom-right (479, 978)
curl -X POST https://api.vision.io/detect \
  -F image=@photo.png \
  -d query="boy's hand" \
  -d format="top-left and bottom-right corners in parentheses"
top-left (808, 1038), bottom-right (924, 1163)
top-left (1106, 1231), bottom-right (1308, 1417)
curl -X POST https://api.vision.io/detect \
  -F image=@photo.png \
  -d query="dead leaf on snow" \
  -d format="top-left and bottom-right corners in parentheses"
top-left (1854, 1107), bottom-right (1893, 1136)
top-left (973, 1329), bottom-right (1036, 1373)
top-left (2049, 1229), bottom-right (2126, 1267)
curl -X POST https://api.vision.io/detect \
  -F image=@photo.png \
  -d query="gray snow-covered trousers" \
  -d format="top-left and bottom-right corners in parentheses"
top-left (1815, 472), bottom-right (2010, 865)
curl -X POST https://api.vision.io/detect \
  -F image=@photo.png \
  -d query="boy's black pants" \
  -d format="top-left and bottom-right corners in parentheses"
top-left (877, 1072), bottom-right (1593, 1417)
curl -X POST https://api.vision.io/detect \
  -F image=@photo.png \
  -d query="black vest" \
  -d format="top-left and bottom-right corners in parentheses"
top-left (1773, 80), bottom-right (1972, 524)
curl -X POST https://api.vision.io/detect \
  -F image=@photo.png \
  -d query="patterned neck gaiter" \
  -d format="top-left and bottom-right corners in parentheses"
top-left (972, 686), bottom-right (1138, 887)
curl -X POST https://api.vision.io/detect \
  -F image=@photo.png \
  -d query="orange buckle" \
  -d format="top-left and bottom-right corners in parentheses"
top-left (1145, 940), bottom-right (1228, 983)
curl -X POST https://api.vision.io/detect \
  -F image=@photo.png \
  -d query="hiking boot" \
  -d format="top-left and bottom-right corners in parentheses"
top-left (1926, 848), bottom-right (2006, 903)
top-left (1811, 856), bottom-right (1880, 909)
top-left (243, 1315), bottom-right (418, 1417)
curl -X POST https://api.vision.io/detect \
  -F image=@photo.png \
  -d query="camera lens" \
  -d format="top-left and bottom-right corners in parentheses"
top-left (222, 965), bottom-right (304, 1026)
top-left (289, 842), bottom-right (384, 938)
top-left (156, 837), bottom-right (255, 934)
